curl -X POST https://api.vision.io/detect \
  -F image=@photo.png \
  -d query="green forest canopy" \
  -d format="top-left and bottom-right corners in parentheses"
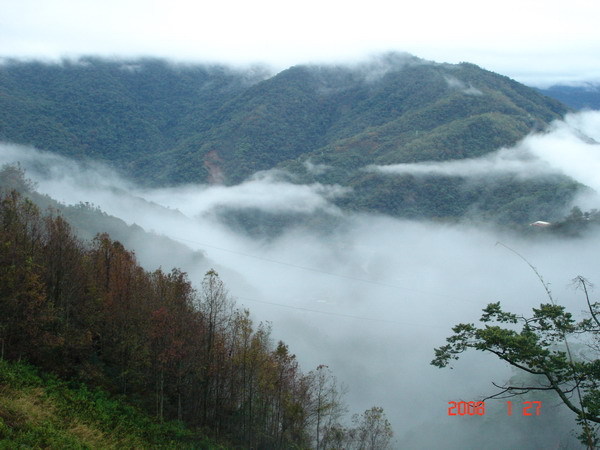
top-left (0, 56), bottom-right (578, 225)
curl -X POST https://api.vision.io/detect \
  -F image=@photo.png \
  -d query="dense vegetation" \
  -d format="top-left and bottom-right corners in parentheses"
top-left (0, 54), bottom-right (579, 225)
top-left (0, 57), bottom-right (256, 169)
top-left (0, 166), bottom-right (393, 448)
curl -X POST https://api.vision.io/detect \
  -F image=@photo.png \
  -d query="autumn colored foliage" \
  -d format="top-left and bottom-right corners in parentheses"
top-left (0, 164), bottom-right (396, 448)
top-left (0, 185), bottom-right (325, 447)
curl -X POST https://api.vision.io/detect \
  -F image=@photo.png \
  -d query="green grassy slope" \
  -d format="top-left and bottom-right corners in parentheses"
top-left (0, 359), bottom-right (224, 449)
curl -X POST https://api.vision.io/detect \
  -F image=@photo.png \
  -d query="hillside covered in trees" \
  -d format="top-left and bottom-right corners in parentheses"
top-left (0, 166), bottom-right (393, 449)
top-left (0, 54), bottom-right (581, 225)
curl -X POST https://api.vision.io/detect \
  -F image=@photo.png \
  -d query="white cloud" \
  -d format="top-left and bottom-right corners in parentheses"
top-left (303, 159), bottom-right (331, 176)
top-left (0, 144), bottom-right (349, 219)
top-left (368, 111), bottom-right (600, 195)
top-left (366, 147), bottom-right (553, 178)
top-left (444, 75), bottom-right (483, 95)
top-left (140, 172), bottom-right (349, 217)
top-left (525, 112), bottom-right (600, 192)
top-left (1, 0), bottom-right (600, 85)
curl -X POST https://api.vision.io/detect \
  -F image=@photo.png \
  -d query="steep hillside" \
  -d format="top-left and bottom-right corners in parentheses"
top-left (0, 164), bottom-right (211, 274)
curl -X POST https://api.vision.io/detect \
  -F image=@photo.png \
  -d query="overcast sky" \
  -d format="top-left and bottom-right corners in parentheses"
top-left (1, 0), bottom-right (599, 86)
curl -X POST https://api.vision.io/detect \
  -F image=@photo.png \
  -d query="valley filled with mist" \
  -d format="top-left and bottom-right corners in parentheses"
top-left (2, 55), bottom-right (600, 448)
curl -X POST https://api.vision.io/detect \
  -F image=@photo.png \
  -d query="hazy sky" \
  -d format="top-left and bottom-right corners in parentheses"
top-left (2, 0), bottom-right (599, 86)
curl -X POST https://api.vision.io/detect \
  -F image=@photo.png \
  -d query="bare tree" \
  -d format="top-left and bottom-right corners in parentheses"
top-left (349, 406), bottom-right (393, 450)
top-left (306, 364), bottom-right (347, 450)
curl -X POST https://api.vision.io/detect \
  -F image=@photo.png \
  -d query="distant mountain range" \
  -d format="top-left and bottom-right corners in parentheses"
top-left (537, 83), bottom-right (600, 110)
top-left (0, 54), bottom-right (586, 225)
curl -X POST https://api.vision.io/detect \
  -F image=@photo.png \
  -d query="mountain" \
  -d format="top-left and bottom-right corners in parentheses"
top-left (537, 83), bottom-right (600, 110)
top-left (169, 57), bottom-right (567, 185)
top-left (0, 54), bottom-right (578, 224)
top-left (0, 57), bottom-right (262, 172)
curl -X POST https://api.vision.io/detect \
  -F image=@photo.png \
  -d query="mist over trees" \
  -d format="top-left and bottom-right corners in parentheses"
top-left (0, 166), bottom-right (392, 448)
top-left (2, 53), bottom-right (600, 448)
top-left (0, 55), bottom-right (580, 225)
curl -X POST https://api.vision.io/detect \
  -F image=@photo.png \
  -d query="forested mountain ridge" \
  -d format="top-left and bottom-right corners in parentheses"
top-left (175, 59), bottom-right (566, 185)
top-left (0, 54), bottom-right (580, 224)
top-left (0, 55), bottom-right (566, 182)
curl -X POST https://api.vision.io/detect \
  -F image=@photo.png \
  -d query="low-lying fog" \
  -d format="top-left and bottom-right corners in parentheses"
top-left (3, 111), bottom-right (600, 448)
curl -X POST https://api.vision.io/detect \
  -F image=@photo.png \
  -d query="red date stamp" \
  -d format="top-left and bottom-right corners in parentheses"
top-left (448, 401), bottom-right (542, 416)
top-left (448, 401), bottom-right (485, 416)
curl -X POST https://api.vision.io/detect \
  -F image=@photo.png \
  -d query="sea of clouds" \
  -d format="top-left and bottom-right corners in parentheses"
top-left (3, 111), bottom-right (600, 447)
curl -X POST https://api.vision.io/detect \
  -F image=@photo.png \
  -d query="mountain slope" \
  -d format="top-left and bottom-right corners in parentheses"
top-left (0, 54), bottom-right (577, 224)
top-left (163, 57), bottom-right (567, 185)
top-left (0, 57), bottom-right (262, 178)
top-left (0, 55), bottom-right (567, 183)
